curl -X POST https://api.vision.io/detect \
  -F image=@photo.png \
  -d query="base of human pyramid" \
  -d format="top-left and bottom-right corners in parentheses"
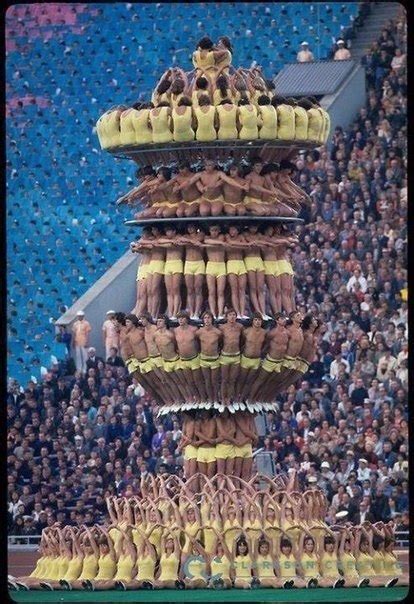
top-left (9, 473), bottom-right (408, 593)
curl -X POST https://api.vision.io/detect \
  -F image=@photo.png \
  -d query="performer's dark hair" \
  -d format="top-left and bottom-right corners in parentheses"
top-left (297, 97), bottom-right (313, 110)
top-left (219, 98), bottom-right (233, 105)
top-left (177, 311), bottom-right (190, 320)
top-left (274, 312), bottom-right (285, 321)
top-left (238, 97), bottom-right (251, 106)
top-left (216, 74), bottom-right (229, 97)
top-left (271, 94), bottom-right (287, 106)
top-left (280, 159), bottom-right (296, 172)
top-left (125, 314), bottom-right (139, 327)
top-left (177, 96), bottom-right (192, 107)
top-left (280, 538), bottom-right (292, 548)
top-left (372, 535), bottom-right (384, 550)
top-left (225, 308), bottom-right (237, 316)
top-left (197, 36), bottom-right (214, 50)
top-left (171, 79), bottom-right (185, 94)
top-left (132, 102), bottom-right (142, 110)
top-left (301, 314), bottom-right (314, 331)
top-left (257, 94), bottom-right (271, 105)
top-left (115, 312), bottom-right (126, 326)
top-left (324, 536), bottom-right (335, 546)
top-left (195, 76), bottom-right (209, 90)
top-left (202, 310), bottom-right (214, 321)
top-left (235, 538), bottom-right (249, 555)
top-left (265, 79), bottom-right (275, 90)
top-left (157, 79), bottom-right (171, 94)
top-left (158, 166), bottom-right (172, 181)
top-left (158, 314), bottom-right (170, 328)
top-left (252, 312), bottom-right (263, 321)
top-left (142, 165), bottom-right (156, 177)
top-left (285, 97), bottom-right (297, 106)
top-left (139, 312), bottom-right (152, 322)
top-left (156, 101), bottom-right (171, 108)
top-left (178, 160), bottom-right (191, 170)
top-left (198, 94), bottom-right (211, 106)
top-left (218, 35), bottom-right (233, 54)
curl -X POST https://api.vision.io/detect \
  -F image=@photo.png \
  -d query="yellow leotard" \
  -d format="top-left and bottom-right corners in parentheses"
top-left (132, 527), bottom-right (145, 550)
top-left (243, 518), bottom-right (262, 542)
top-left (150, 107), bottom-right (173, 144)
top-left (307, 107), bottom-right (324, 142)
top-left (56, 555), bottom-right (70, 579)
top-left (372, 551), bottom-right (385, 575)
top-left (113, 553), bottom-right (134, 581)
top-left (29, 556), bottom-right (45, 578)
top-left (213, 88), bottom-right (231, 106)
top-left (183, 521), bottom-right (201, 552)
top-left (257, 554), bottom-right (275, 578)
top-left (340, 552), bottom-right (359, 578)
top-left (192, 49), bottom-right (215, 70)
top-left (277, 104), bottom-right (296, 140)
top-left (62, 556), bottom-right (83, 581)
top-left (215, 49), bottom-right (232, 72)
top-left (137, 554), bottom-right (156, 581)
top-left (216, 105), bottom-right (238, 139)
top-left (279, 553), bottom-right (297, 578)
top-left (383, 552), bottom-right (402, 576)
top-left (120, 109), bottom-right (139, 145)
top-left (78, 554), bottom-right (99, 580)
top-left (234, 554), bottom-right (252, 579)
top-left (223, 519), bottom-right (242, 551)
top-left (158, 553), bottom-right (179, 581)
top-left (356, 552), bottom-right (375, 577)
top-left (321, 552), bottom-right (340, 577)
top-left (105, 111), bottom-right (122, 148)
top-left (43, 556), bottom-right (60, 580)
top-left (238, 105), bottom-right (258, 140)
top-left (95, 553), bottom-right (116, 580)
top-left (148, 525), bottom-right (163, 554)
top-left (132, 109), bottom-right (152, 144)
top-left (172, 107), bottom-right (195, 142)
top-left (301, 553), bottom-right (319, 578)
top-left (294, 106), bottom-right (309, 140)
top-left (109, 528), bottom-right (123, 554)
top-left (96, 112), bottom-right (111, 149)
top-left (195, 106), bottom-right (217, 142)
top-left (264, 521), bottom-right (281, 543)
top-left (258, 105), bottom-right (278, 139)
top-left (211, 555), bottom-right (231, 580)
top-left (170, 92), bottom-right (185, 108)
top-left (282, 520), bottom-right (301, 545)
top-left (203, 519), bottom-right (222, 554)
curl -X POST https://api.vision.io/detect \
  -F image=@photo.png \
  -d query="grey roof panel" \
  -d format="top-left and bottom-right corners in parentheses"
top-left (274, 60), bottom-right (355, 97)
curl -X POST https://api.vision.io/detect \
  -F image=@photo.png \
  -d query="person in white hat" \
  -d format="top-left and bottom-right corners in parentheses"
top-left (102, 310), bottom-right (120, 360)
top-left (320, 461), bottom-right (334, 481)
top-left (297, 41), bottom-right (314, 63)
top-left (357, 458), bottom-right (371, 482)
top-left (71, 310), bottom-right (91, 375)
top-left (334, 39), bottom-right (351, 61)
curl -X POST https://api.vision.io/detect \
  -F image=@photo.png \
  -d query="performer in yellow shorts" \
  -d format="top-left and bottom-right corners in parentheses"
top-left (180, 354), bottom-right (201, 371)
top-left (184, 444), bottom-right (198, 461)
top-left (282, 355), bottom-right (297, 369)
top-left (296, 358), bottom-right (310, 373)
top-left (196, 446), bottom-right (216, 464)
top-left (205, 261), bottom-right (227, 278)
top-left (215, 442), bottom-right (236, 459)
top-left (199, 354), bottom-right (221, 370)
top-left (264, 259), bottom-right (279, 276)
top-left (226, 259), bottom-right (247, 276)
top-left (220, 351), bottom-right (241, 366)
top-left (244, 255), bottom-right (265, 272)
top-left (163, 356), bottom-right (182, 372)
top-left (184, 260), bottom-right (206, 275)
top-left (234, 442), bottom-right (253, 459)
top-left (148, 259), bottom-right (165, 275)
top-left (164, 259), bottom-right (184, 276)
top-left (149, 355), bottom-right (163, 369)
top-left (262, 355), bottom-right (283, 373)
top-left (240, 355), bottom-right (261, 370)
top-left (276, 259), bottom-right (294, 276)
top-left (136, 261), bottom-right (150, 282)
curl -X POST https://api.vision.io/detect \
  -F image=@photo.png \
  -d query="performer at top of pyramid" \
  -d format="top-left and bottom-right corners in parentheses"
top-left (192, 36), bottom-right (233, 73)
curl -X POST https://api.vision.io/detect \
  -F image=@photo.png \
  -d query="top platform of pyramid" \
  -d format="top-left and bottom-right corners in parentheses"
top-left (95, 35), bottom-right (329, 165)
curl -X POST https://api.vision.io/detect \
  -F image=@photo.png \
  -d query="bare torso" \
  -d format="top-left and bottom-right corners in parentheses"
top-left (199, 171), bottom-right (223, 200)
top-left (174, 325), bottom-right (199, 359)
top-left (127, 327), bottom-right (148, 360)
top-left (267, 326), bottom-right (289, 359)
top-left (298, 331), bottom-right (316, 362)
top-left (205, 234), bottom-right (225, 262)
top-left (197, 326), bottom-right (222, 356)
top-left (225, 234), bottom-right (245, 260)
top-left (154, 328), bottom-right (177, 360)
top-left (144, 324), bottom-right (160, 356)
top-left (220, 323), bottom-right (243, 354)
top-left (243, 326), bottom-right (266, 358)
top-left (286, 325), bottom-right (304, 357)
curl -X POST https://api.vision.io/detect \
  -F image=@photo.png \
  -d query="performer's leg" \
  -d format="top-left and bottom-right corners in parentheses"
top-left (206, 275), bottom-right (218, 318)
top-left (247, 270), bottom-right (260, 314)
top-left (256, 271), bottom-right (266, 316)
top-left (238, 274), bottom-right (247, 317)
top-left (184, 273), bottom-right (195, 317)
top-left (227, 274), bottom-right (240, 316)
top-left (194, 274), bottom-right (204, 318)
top-left (217, 275), bottom-right (226, 318)
top-left (172, 273), bottom-right (182, 317)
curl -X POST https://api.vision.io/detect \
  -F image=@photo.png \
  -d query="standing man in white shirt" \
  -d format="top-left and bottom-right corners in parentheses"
top-left (71, 310), bottom-right (92, 375)
top-left (346, 267), bottom-right (368, 294)
top-left (334, 39), bottom-right (351, 60)
top-left (297, 41), bottom-right (314, 63)
top-left (102, 310), bottom-right (119, 359)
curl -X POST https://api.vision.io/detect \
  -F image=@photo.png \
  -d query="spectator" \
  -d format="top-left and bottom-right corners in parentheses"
top-left (334, 39), bottom-right (352, 60)
top-left (102, 310), bottom-right (120, 359)
top-left (85, 347), bottom-right (105, 371)
top-left (297, 41), bottom-right (314, 63)
top-left (71, 311), bottom-right (91, 374)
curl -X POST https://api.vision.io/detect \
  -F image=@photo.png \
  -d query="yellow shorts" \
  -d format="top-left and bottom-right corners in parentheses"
top-left (262, 355), bottom-right (284, 373)
top-left (240, 355), bottom-right (261, 370)
top-left (203, 195), bottom-right (224, 204)
top-left (184, 444), bottom-right (198, 461)
top-left (139, 357), bottom-right (153, 374)
top-left (215, 443), bottom-right (236, 459)
top-left (196, 446), bottom-right (216, 463)
top-left (206, 261), bottom-right (226, 278)
top-left (220, 352), bottom-right (241, 366)
top-left (184, 198), bottom-right (201, 206)
top-left (234, 443), bottom-right (253, 458)
top-left (125, 356), bottom-right (140, 374)
top-left (180, 355), bottom-right (201, 370)
top-left (244, 196), bottom-right (262, 206)
top-left (264, 260), bottom-right (278, 276)
top-left (163, 356), bottom-right (181, 372)
top-left (227, 259), bottom-right (247, 276)
top-left (150, 355), bottom-right (163, 369)
top-left (164, 259), bottom-right (184, 276)
top-left (244, 256), bottom-right (265, 272)
top-left (199, 354), bottom-right (221, 370)
top-left (296, 358), bottom-right (310, 373)
top-left (184, 260), bottom-right (206, 275)
top-left (282, 355), bottom-right (297, 369)
top-left (137, 262), bottom-right (150, 282)
top-left (149, 259), bottom-right (165, 274)
top-left (276, 259), bottom-right (294, 276)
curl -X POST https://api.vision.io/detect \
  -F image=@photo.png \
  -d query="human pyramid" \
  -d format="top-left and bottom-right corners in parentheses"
top-left (96, 35), bottom-right (330, 150)
top-left (10, 472), bottom-right (407, 592)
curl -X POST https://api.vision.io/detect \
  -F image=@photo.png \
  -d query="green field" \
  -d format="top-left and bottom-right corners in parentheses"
top-left (9, 586), bottom-right (409, 603)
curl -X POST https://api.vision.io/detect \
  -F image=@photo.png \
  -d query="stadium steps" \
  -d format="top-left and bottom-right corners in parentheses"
top-left (348, 2), bottom-right (402, 60)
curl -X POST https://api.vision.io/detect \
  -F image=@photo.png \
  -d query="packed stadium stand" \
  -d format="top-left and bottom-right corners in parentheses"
top-left (7, 0), bottom-right (407, 561)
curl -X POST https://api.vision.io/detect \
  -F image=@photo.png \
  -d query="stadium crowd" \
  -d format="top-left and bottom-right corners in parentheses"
top-left (7, 4), bottom-right (407, 547)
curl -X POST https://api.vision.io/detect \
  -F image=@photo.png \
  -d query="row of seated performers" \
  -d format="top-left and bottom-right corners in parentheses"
top-left (115, 309), bottom-right (319, 411)
top-left (119, 158), bottom-right (308, 218)
top-left (96, 95), bottom-right (330, 148)
top-left (10, 477), bottom-right (407, 590)
top-left (131, 223), bottom-right (297, 319)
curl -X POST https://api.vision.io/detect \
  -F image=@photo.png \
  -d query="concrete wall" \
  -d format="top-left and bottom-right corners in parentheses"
top-left (322, 64), bottom-right (366, 150)
top-left (56, 249), bottom-right (139, 359)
